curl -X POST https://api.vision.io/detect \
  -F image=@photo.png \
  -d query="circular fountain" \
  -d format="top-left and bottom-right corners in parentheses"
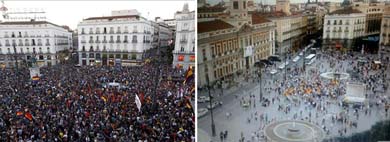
top-left (320, 72), bottom-right (350, 80)
top-left (264, 120), bottom-right (325, 142)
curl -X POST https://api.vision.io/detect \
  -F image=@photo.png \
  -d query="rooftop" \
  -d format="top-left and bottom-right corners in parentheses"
top-left (84, 15), bottom-right (140, 21)
top-left (0, 20), bottom-right (65, 29)
top-left (198, 19), bottom-right (234, 34)
top-left (251, 13), bottom-right (272, 25)
top-left (198, 5), bottom-right (226, 13)
top-left (330, 7), bottom-right (362, 15)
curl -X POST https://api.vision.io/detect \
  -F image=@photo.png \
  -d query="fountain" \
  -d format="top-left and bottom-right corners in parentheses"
top-left (264, 120), bottom-right (324, 142)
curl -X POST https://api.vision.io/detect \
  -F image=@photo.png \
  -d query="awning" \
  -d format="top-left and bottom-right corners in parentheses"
top-left (343, 96), bottom-right (365, 103)
top-left (374, 61), bottom-right (381, 64)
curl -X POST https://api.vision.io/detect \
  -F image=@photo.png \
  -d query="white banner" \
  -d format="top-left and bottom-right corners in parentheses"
top-left (29, 67), bottom-right (40, 79)
top-left (244, 46), bottom-right (253, 57)
top-left (135, 94), bottom-right (142, 112)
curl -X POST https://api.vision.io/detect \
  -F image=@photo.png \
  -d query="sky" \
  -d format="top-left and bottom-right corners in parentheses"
top-left (2, 1), bottom-right (195, 30)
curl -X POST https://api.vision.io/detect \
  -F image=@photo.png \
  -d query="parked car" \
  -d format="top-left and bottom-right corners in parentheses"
top-left (207, 101), bottom-right (223, 109)
top-left (270, 69), bottom-right (278, 75)
top-left (198, 96), bottom-right (210, 103)
top-left (293, 56), bottom-right (300, 62)
top-left (197, 108), bottom-right (209, 118)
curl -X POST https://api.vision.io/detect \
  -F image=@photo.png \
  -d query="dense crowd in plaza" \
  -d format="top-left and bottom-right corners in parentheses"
top-left (217, 48), bottom-right (389, 141)
top-left (0, 58), bottom-right (195, 141)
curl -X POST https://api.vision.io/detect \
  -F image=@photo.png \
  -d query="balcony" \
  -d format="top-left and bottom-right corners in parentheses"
top-left (132, 30), bottom-right (138, 33)
top-left (4, 35), bottom-right (9, 38)
top-left (326, 30), bottom-right (330, 32)
top-left (44, 35), bottom-right (50, 37)
top-left (37, 43), bottom-right (42, 46)
top-left (89, 40), bottom-right (94, 43)
top-left (81, 40), bottom-right (86, 43)
top-left (37, 35), bottom-right (42, 37)
top-left (344, 30), bottom-right (349, 33)
top-left (116, 31), bottom-right (121, 34)
top-left (24, 35), bottom-right (28, 38)
top-left (18, 35), bottom-right (22, 38)
top-left (96, 31), bottom-right (100, 34)
top-left (18, 43), bottom-right (23, 46)
top-left (25, 43), bottom-right (30, 46)
top-left (46, 43), bottom-right (50, 46)
top-left (116, 40), bottom-right (121, 43)
top-left (109, 40), bottom-right (114, 43)
top-left (131, 40), bottom-right (137, 43)
top-left (146, 31), bottom-right (151, 34)
top-left (180, 39), bottom-right (187, 43)
top-left (81, 32), bottom-right (85, 34)
top-left (89, 31), bottom-right (93, 34)
top-left (124, 40), bottom-right (128, 43)
top-left (95, 40), bottom-right (101, 43)
top-left (102, 40), bottom-right (107, 43)
top-left (109, 31), bottom-right (114, 34)
top-left (124, 31), bottom-right (129, 34)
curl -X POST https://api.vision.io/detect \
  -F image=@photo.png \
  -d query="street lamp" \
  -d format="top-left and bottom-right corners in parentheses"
top-left (10, 42), bottom-right (20, 75)
top-left (255, 61), bottom-right (267, 102)
top-left (206, 76), bottom-right (216, 136)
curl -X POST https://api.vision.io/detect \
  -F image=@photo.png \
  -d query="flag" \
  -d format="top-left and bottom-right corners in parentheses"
top-left (186, 102), bottom-right (192, 109)
top-left (16, 111), bottom-right (23, 116)
top-left (183, 67), bottom-right (194, 85)
top-left (24, 112), bottom-right (33, 121)
top-left (139, 92), bottom-right (145, 104)
top-left (135, 94), bottom-right (142, 112)
top-left (101, 96), bottom-right (108, 102)
top-left (190, 85), bottom-right (195, 94)
top-left (32, 76), bottom-right (39, 81)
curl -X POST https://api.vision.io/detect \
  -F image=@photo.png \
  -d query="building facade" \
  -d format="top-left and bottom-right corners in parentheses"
top-left (379, 5), bottom-right (390, 58)
top-left (0, 21), bottom-right (72, 68)
top-left (172, 4), bottom-right (195, 69)
top-left (353, 1), bottom-right (385, 36)
top-left (197, 0), bottom-right (276, 87)
top-left (77, 10), bottom-right (153, 66)
top-left (323, 8), bottom-right (365, 49)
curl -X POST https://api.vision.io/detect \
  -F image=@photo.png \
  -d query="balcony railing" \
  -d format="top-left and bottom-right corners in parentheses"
top-left (109, 31), bottom-right (114, 34)
top-left (25, 43), bottom-right (30, 46)
top-left (46, 43), bottom-right (50, 46)
top-left (18, 43), bottom-right (23, 46)
top-left (81, 40), bottom-right (86, 43)
top-left (81, 32), bottom-right (85, 34)
top-left (102, 40), bottom-right (107, 43)
top-left (89, 31), bottom-right (93, 34)
top-left (124, 31), bottom-right (129, 34)
top-left (116, 31), bottom-right (121, 34)
top-left (96, 31), bottom-right (100, 34)
top-left (132, 40), bottom-right (137, 43)
top-left (89, 40), bottom-right (94, 43)
top-left (180, 39), bottom-right (187, 43)
top-left (37, 43), bottom-right (42, 46)
top-left (124, 40), bottom-right (128, 43)
top-left (116, 40), bottom-right (121, 43)
top-left (109, 40), bottom-right (114, 43)
top-left (44, 35), bottom-right (50, 37)
top-left (24, 35), bottom-right (28, 37)
top-left (17, 35), bottom-right (22, 38)
top-left (4, 35), bottom-right (9, 38)
top-left (132, 31), bottom-right (138, 33)
top-left (95, 40), bottom-right (101, 43)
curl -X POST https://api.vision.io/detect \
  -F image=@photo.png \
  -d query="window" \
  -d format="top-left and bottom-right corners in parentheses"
top-left (180, 46), bottom-right (184, 52)
top-left (47, 47), bottom-right (50, 53)
top-left (103, 27), bottom-right (107, 34)
top-left (243, 1), bottom-right (246, 9)
top-left (233, 1), bottom-right (239, 9)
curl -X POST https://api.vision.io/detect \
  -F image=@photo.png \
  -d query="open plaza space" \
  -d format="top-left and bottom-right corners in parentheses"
top-left (198, 41), bottom-right (390, 141)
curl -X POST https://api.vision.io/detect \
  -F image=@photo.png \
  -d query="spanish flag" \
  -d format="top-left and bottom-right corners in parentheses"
top-left (16, 111), bottom-right (23, 116)
top-left (186, 102), bottom-right (192, 109)
top-left (183, 67), bottom-right (194, 85)
top-left (32, 76), bottom-right (39, 82)
top-left (101, 96), bottom-right (108, 102)
top-left (24, 112), bottom-right (33, 121)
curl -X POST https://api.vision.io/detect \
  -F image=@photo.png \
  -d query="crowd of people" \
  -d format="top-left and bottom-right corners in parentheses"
top-left (0, 56), bottom-right (195, 141)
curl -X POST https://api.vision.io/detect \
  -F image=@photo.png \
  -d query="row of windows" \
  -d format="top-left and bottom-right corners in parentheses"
top-left (81, 26), bottom-right (152, 34)
top-left (326, 19), bottom-right (364, 25)
top-left (211, 39), bottom-right (239, 57)
top-left (0, 39), bottom-right (68, 47)
top-left (3, 31), bottom-right (68, 38)
top-left (0, 47), bottom-right (51, 54)
top-left (81, 35), bottom-right (150, 43)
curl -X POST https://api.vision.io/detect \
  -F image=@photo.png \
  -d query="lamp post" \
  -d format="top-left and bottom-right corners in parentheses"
top-left (207, 77), bottom-right (216, 136)
top-left (255, 61), bottom-right (266, 102)
top-left (12, 42), bottom-right (19, 73)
